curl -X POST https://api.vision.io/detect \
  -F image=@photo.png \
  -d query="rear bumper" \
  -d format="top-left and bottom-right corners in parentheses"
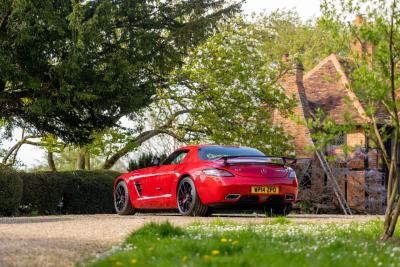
top-left (195, 175), bottom-right (298, 206)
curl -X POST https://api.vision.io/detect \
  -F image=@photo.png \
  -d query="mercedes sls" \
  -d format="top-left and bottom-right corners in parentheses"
top-left (114, 145), bottom-right (298, 216)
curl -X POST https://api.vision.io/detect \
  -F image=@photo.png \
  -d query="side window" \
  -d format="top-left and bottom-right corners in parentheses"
top-left (163, 150), bottom-right (189, 165)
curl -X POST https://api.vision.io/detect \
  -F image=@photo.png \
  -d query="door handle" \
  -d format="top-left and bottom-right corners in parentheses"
top-left (156, 187), bottom-right (162, 190)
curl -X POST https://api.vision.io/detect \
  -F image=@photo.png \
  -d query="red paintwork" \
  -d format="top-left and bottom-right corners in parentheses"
top-left (114, 145), bottom-right (298, 210)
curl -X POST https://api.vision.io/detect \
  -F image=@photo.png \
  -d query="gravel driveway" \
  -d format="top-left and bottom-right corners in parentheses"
top-left (0, 214), bottom-right (383, 267)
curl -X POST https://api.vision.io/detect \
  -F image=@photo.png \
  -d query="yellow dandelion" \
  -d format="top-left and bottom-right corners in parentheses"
top-left (115, 261), bottom-right (123, 266)
top-left (182, 255), bottom-right (188, 262)
top-left (131, 258), bottom-right (138, 264)
top-left (220, 238), bottom-right (228, 242)
top-left (211, 250), bottom-right (220, 255)
top-left (232, 240), bottom-right (239, 245)
top-left (203, 255), bottom-right (211, 260)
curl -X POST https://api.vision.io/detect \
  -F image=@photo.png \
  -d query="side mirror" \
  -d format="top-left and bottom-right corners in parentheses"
top-left (151, 157), bottom-right (161, 167)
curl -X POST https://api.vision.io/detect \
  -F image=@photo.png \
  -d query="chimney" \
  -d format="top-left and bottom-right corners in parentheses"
top-left (351, 14), bottom-right (374, 62)
top-left (354, 14), bottom-right (363, 26)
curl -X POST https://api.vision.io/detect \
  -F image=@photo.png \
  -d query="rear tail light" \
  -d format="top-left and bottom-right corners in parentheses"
top-left (288, 168), bottom-right (297, 179)
top-left (202, 168), bottom-right (234, 177)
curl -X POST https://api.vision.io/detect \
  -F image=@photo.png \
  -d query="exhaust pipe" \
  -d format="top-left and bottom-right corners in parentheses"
top-left (285, 194), bottom-right (295, 201)
top-left (225, 194), bottom-right (241, 200)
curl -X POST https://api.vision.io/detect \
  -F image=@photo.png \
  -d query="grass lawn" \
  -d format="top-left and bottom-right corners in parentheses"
top-left (88, 218), bottom-right (400, 267)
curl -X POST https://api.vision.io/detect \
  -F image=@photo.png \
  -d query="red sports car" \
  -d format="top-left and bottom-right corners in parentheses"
top-left (114, 145), bottom-right (298, 216)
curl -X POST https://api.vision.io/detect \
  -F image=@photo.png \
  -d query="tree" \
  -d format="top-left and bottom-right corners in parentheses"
top-left (322, 0), bottom-right (400, 239)
top-left (0, 0), bottom-right (240, 144)
top-left (0, 10), bottom-right (352, 169)
top-left (255, 10), bottom-right (350, 71)
top-left (163, 16), bottom-right (299, 155)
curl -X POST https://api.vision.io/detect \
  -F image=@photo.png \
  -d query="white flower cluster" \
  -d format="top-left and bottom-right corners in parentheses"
top-left (186, 221), bottom-right (399, 266)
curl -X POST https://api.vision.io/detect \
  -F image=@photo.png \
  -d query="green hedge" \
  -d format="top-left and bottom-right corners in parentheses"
top-left (19, 170), bottom-right (120, 215)
top-left (0, 166), bottom-right (23, 215)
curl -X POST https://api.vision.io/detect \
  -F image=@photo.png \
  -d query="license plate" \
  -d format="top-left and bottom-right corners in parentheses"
top-left (251, 186), bottom-right (279, 194)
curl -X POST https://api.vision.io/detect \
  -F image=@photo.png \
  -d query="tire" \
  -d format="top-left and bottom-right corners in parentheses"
top-left (114, 181), bottom-right (135, 215)
top-left (177, 177), bottom-right (209, 216)
top-left (205, 207), bottom-right (214, 216)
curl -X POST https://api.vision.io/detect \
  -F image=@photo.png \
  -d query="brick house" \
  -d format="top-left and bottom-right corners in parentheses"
top-left (277, 50), bottom-right (387, 214)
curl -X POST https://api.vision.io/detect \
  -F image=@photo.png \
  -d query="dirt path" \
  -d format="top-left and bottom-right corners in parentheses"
top-left (0, 214), bottom-right (383, 267)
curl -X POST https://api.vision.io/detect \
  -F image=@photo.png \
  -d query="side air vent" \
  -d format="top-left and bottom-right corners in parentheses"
top-left (135, 182), bottom-right (142, 197)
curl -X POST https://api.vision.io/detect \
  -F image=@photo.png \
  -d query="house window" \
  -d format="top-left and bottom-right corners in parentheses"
top-left (330, 134), bottom-right (347, 146)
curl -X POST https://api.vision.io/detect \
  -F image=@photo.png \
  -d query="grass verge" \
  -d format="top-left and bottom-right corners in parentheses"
top-left (88, 218), bottom-right (400, 267)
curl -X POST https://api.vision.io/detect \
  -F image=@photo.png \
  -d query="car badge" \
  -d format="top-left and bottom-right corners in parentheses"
top-left (261, 168), bottom-right (268, 174)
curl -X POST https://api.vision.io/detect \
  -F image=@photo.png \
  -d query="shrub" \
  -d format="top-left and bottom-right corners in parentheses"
top-left (19, 172), bottom-right (64, 214)
top-left (0, 166), bottom-right (23, 215)
top-left (127, 153), bottom-right (167, 171)
top-left (20, 170), bottom-right (120, 215)
top-left (62, 171), bottom-right (119, 214)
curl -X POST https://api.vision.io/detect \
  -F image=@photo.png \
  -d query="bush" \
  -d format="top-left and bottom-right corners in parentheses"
top-left (62, 171), bottom-right (119, 214)
top-left (20, 170), bottom-right (120, 215)
top-left (0, 166), bottom-right (23, 215)
top-left (19, 172), bottom-right (64, 214)
top-left (127, 153), bottom-right (167, 171)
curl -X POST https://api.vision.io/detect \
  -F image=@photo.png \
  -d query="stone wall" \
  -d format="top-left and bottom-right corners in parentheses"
top-left (297, 144), bottom-right (386, 214)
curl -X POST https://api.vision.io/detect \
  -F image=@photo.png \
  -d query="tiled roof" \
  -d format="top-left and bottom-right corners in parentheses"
top-left (303, 54), bottom-right (371, 125)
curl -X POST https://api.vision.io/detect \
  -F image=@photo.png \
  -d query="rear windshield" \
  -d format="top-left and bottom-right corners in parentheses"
top-left (198, 146), bottom-right (265, 160)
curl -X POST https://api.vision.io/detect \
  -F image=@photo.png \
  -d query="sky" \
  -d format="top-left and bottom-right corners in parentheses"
top-left (6, 0), bottom-right (323, 169)
top-left (243, 0), bottom-right (321, 18)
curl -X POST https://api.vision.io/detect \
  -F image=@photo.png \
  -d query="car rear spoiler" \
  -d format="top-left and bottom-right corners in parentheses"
top-left (217, 156), bottom-right (297, 166)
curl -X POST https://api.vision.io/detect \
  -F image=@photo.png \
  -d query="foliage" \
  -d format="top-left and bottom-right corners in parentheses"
top-left (19, 170), bottom-right (120, 215)
top-left (322, 0), bottom-right (400, 240)
top-left (255, 10), bottom-right (350, 71)
top-left (152, 11), bottom-right (350, 157)
top-left (19, 171), bottom-right (64, 214)
top-left (127, 153), bottom-right (168, 172)
top-left (165, 16), bottom-right (299, 156)
top-left (62, 170), bottom-right (120, 214)
top-left (0, 0), bottom-right (240, 144)
top-left (0, 9), bottom-right (350, 169)
top-left (0, 166), bottom-right (23, 215)
top-left (89, 221), bottom-right (400, 267)
top-left (303, 108), bottom-right (357, 152)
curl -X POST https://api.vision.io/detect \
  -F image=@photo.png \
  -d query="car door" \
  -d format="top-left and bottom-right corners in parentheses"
top-left (150, 150), bottom-right (190, 208)
top-left (128, 166), bottom-right (159, 209)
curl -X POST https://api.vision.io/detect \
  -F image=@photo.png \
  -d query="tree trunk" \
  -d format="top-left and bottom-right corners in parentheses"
top-left (0, 79), bottom-right (5, 92)
top-left (47, 151), bottom-right (57, 172)
top-left (85, 152), bottom-right (91, 171)
top-left (382, 0), bottom-right (400, 240)
top-left (76, 148), bottom-right (86, 170)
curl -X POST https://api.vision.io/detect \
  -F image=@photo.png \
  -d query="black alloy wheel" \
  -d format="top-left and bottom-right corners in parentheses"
top-left (177, 177), bottom-right (209, 216)
top-left (114, 181), bottom-right (135, 215)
